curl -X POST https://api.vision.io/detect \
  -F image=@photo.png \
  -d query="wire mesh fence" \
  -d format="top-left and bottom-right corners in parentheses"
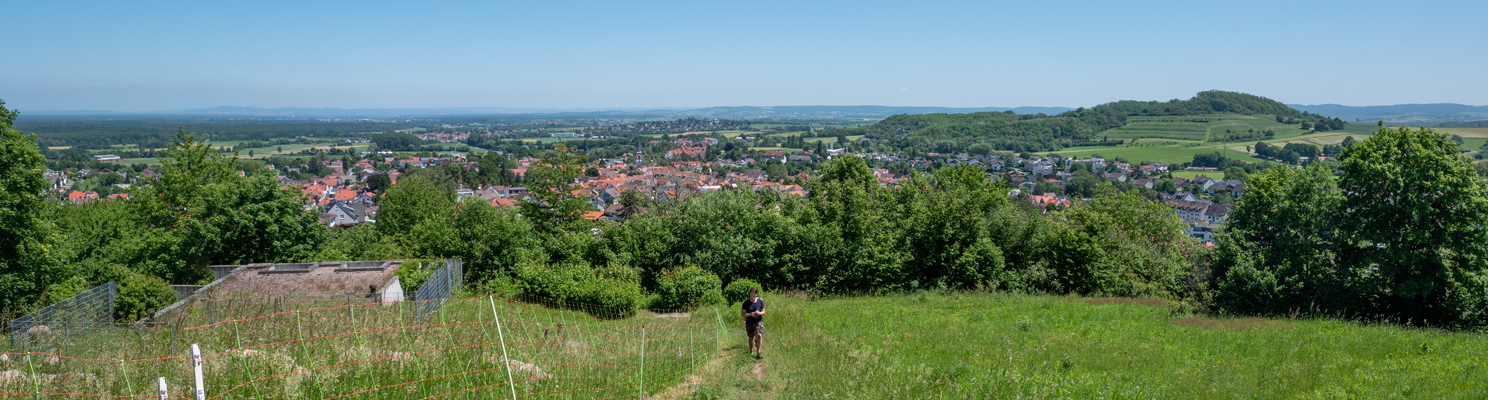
top-left (414, 259), bottom-right (463, 324)
top-left (0, 294), bottom-right (721, 400)
top-left (8, 281), bottom-right (118, 353)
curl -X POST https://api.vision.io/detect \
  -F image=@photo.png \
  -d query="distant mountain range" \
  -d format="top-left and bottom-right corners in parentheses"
top-left (26, 103), bottom-right (1488, 124)
top-left (1288, 103), bottom-right (1488, 125)
top-left (25, 105), bottom-right (1075, 119)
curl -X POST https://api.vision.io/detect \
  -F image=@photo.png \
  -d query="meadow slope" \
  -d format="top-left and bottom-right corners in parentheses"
top-left (692, 293), bottom-right (1488, 399)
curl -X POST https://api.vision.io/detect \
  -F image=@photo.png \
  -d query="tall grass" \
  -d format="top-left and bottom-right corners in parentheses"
top-left (693, 293), bottom-right (1488, 399)
top-left (0, 295), bottom-right (718, 399)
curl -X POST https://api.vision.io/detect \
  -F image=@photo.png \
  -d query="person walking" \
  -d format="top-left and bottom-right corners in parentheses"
top-left (741, 287), bottom-right (765, 360)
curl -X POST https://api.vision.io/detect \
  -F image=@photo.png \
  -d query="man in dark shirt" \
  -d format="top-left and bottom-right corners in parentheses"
top-left (741, 287), bottom-right (765, 360)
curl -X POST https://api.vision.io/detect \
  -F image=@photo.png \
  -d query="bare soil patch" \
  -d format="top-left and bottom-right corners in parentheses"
top-left (1170, 316), bottom-right (1280, 330)
top-left (209, 264), bottom-right (398, 298)
top-left (1072, 297), bottom-right (1169, 308)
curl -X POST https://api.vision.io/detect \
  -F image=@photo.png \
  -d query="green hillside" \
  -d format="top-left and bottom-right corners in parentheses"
top-left (828, 90), bottom-right (1349, 155)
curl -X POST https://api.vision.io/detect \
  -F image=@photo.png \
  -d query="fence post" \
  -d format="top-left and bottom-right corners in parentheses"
top-left (109, 281), bottom-right (118, 324)
top-left (26, 354), bottom-right (40, 400)
top-left (120, 360), bottom-right (138, 397)
top-left (638, 326), bottom-right (646, 399)
top-left (191, 343), bottom-right (206, 400)
top-left (158, 377), bottom-right (169, 400)
top-left (209, 299), bottom-right (215, 324)
top-left (488, 295), bottom-right (518, 400)
top-left (690, 326), bottom-right (696, 379)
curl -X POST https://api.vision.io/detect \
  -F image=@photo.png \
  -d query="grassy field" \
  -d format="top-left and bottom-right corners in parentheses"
top-left (1169, 170), bottom-right (1223, 180)
top-left (692, 293), bottom-right (1488, 399)
top-left (4, 295), bottom-right (711, 399)
top-left (746, 147), bottom-right (804, 153)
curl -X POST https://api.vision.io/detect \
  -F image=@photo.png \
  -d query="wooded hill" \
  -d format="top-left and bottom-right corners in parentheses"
top-left (841, 90), bottom-right (1345, 153)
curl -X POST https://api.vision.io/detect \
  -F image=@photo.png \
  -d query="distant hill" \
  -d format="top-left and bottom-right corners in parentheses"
top-left (662, 105), bottom-right (1074, 119)
top-left (25, 105), bottom-right (1074, 119)
top-left (833, 90), bottom-right (1334, 153)
top-left (1288, 103), bottom-right (1488, 125)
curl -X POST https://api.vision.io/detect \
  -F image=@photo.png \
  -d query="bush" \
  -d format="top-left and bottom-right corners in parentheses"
top-left (654, 266), bottom-right (725, 310)
top-left (115, 272), bottom-right (175, 321)
top-left (397, 259), bottom-right (439, 290)
top-left (723, 279), bottom-right (763, 305)
top-left (514, 261), bottom-right (642, 319)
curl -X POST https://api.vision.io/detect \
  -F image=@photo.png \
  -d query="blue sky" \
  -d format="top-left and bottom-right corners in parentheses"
top-left (3, 0), bottom-right (1485, 111)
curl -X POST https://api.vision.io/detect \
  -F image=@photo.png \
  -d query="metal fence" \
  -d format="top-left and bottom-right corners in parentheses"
top-left (8, 281), bottom-right (117, 352)
top-left (414, 258), bottom-right (463, 323)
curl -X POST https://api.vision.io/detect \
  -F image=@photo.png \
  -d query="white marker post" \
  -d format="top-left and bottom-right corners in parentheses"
top-left (158, 377), bottom-right (169, 400)
top-left (191, 344), bottom-right (206, 400)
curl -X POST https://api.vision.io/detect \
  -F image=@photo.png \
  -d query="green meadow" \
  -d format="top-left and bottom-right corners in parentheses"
top-left (691, 293), bottom-right (1488, 399)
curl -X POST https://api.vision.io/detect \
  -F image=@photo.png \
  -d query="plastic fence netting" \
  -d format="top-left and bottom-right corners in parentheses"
top-left (0, 295), bottom-right (719, 399)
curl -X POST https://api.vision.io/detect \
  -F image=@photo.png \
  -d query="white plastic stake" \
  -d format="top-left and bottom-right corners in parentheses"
top-left (638, 326), bottom-right (646, 399)
top-left (158, 377), bottom-right (169, 400)
top-left (191, 344), bottom-right (206, 400)
top-left (489, 295), bottom-right (518, 400)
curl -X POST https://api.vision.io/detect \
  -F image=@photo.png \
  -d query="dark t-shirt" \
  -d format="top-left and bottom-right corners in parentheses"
top-left (742, 298), bottom-right (765, 325)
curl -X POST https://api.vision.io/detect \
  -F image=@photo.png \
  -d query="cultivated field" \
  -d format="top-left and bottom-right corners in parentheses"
top-left (1098, 114), bottom-right (1294, 142)
top-left (693, 293), bottom-right (1488, 399)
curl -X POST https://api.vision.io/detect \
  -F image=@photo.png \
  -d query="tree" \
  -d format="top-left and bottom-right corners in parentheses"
top-left (131, 129), bottom-right (326, 284)
top-left (365, 173), bottom-right (391, 192)
top-left (1223, 166), bottom-right (1248, 182)
top-left (1213, 163), bottom-right (1344, 315)
top-left (0, 100), bottom-right (65, 312)
top-left (1335, 124), bottom-right (1488, 323)
top-left (378, 176), bottom-right (454, 237)
top-left (1154, 178), bottom-right (1176, 193)
top-left (277, 146), bottom-right (283, 154)
top-left (247, 150), bottom-right (254, 157)
top-left (371, 132), bottom-right (422, 151)
top-left (519, 145), bottom-right (593, 234)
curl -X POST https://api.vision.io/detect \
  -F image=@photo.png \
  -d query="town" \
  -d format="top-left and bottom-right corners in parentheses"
top-left (54, 128), bottom-right (1241, 245)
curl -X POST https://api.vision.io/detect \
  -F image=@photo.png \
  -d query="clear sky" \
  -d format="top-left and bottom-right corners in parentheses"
top-left (3, 0), bottom-right (1485, 111)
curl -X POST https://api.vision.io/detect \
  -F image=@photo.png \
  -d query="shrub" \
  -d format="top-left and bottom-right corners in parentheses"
top-left (397, 259), bottom-right (439, 290)
top-left (514, 261), bottom-right (641, 319)
top-left (723, 279), bottom-right (763, 304)
top-left (115, 272), bottom-right (175, 321)
top-left (655, 266), bottom-right (725, 310)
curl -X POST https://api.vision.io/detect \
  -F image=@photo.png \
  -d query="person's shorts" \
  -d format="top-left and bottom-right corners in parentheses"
top-left (746, 322), bottom-right (763, 337)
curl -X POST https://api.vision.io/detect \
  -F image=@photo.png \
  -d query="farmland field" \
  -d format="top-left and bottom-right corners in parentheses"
top-left (692, 293), bottom-right (1488, 399)
top-left (1043, 118), bottom-right (1429, 165)
top-left (1096, 114), bottom-right (1294, 142)
top-left (1052, 144), bottom-right (1248, 164)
